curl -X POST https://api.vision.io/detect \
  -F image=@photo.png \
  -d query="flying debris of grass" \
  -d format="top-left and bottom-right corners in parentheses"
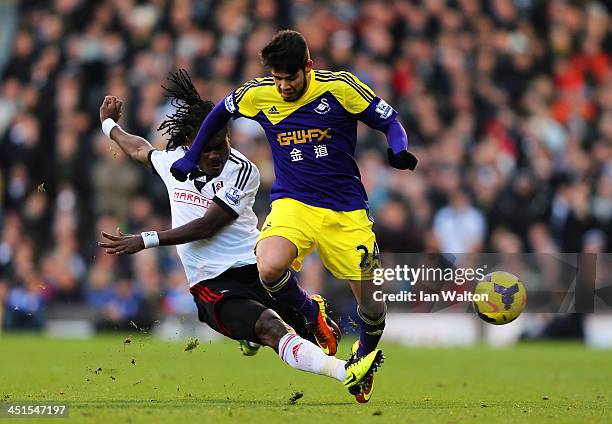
top-left (184, 337), bottom-right (199, 352)
top-left (288, 391), bottom-right (304, 405)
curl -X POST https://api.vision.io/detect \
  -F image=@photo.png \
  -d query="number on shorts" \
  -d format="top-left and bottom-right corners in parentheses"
top-left (357, 241), bottom-right (381, 271)
top-left (357, 244), bottom-right (369, 270)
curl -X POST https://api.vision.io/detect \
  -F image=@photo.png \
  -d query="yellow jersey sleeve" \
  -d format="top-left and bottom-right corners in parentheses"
top-left (337, 71), bottom-right (376, 115)
top-left (232, 80), bottom-right (258, 117)
top-left (231, 77), bottom-right (275, 118)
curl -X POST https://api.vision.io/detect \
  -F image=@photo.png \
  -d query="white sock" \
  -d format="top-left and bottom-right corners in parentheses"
top-left (278, 333), bottom-right (346, 382)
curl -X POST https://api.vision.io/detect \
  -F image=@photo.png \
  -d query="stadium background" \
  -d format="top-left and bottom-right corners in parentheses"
top-left (0, 0), bottom-right (611, 343)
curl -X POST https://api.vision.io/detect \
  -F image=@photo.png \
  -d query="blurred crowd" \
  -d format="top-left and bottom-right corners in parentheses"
top-left (0, 0), bottom-right (611, 330)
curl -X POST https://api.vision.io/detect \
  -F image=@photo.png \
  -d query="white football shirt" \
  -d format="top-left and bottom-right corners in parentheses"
top-left (148, 147), bottom-right (260, 286)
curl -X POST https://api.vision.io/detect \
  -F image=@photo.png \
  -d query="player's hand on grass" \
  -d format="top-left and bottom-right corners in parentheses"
top-left (387, 148), bottom-right (418, 170)
top-left (99, 228), bottom-right (144, 255)
top-left (99, 96), bottom-right (123, 123)
top-left (170, 156), bottom-right (200, 182)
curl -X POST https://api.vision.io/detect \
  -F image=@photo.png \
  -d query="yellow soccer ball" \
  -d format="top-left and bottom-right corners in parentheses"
top-left (473, 271), bottom-right (527, 325)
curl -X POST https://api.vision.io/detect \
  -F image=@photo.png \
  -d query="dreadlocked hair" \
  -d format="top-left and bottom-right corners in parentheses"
top-left (158, 69), bottom-right (216, 151)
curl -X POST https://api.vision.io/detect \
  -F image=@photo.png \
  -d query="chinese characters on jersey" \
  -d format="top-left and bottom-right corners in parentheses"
top-left (290, 145), bottom-right (329, 162)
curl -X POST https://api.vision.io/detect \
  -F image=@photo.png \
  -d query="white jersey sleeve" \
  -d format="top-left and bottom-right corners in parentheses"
top-left (148, 148), bottom-right (183, 185)
top-left (213, 153), bottom-right (260, 218)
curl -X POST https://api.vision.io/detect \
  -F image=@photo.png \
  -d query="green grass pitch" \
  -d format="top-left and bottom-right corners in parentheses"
top-left (0, 334), bottom-right (610, 423)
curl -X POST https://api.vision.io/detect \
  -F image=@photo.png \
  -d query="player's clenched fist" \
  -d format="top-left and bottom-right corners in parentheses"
top-left (170, 156), bottom-right (200, 182)
top-left (99, 96), bottom-right (123, 124)
top-left (387, 148), bottom-right (418, 170)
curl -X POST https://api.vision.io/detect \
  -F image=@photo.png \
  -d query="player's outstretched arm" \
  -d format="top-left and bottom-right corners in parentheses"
top-left (98, 202), bottom-right (235, 255)
top-left (358, 105), bottom-right (418, 170)
top-left (342, 71), bottom-right (418, 170)
top-left (99, 96), bottom-right (154, 165)
top-left (385, 119), bottom-right (418, 170)
top-left (360, 107), bottom-right (418, 170)
top-left (170, 101), bottom-right (233, 181)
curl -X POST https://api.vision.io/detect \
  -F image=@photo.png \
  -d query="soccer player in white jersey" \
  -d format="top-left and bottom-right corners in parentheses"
top-left (96, 70), bottom-right (383, 397)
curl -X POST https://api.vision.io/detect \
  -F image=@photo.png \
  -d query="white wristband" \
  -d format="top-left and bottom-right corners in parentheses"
top-left (141, 231), bottom-right (160, 249)
top-left (102, 118), bottom-right (119, 138)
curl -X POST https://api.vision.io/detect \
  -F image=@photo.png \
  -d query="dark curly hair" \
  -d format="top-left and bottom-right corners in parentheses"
top-left (158, 69), bottom-right (227, 151)
top-left (260, 30), bottom-right (310, 74)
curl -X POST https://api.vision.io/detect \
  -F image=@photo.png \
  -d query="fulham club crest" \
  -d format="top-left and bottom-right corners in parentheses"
top-left (213, 181), bottom-right (224, 194)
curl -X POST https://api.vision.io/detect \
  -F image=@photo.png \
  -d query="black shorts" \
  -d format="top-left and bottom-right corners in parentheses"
top-left (189, 264), bottom-right (312, 343)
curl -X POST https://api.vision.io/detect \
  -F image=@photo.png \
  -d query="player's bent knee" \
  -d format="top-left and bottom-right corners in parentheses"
top-left (254, 309), bottom-right (294, 349)
top-left (256, 252), bottom-right (290, 282)
top-left (256, 237), bottom-right (296, 282)
top-left (257, 261), bottom-right (286, 283)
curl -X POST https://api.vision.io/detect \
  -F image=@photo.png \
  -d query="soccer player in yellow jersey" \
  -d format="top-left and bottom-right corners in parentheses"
top-left (171, 30), bottom-right (417, 402)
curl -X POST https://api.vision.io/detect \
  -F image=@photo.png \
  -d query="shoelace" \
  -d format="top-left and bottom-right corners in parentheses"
top-left (360, 374), bottom-right (373, 391)
top-left (345, 353), bottom-right (359, 368)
